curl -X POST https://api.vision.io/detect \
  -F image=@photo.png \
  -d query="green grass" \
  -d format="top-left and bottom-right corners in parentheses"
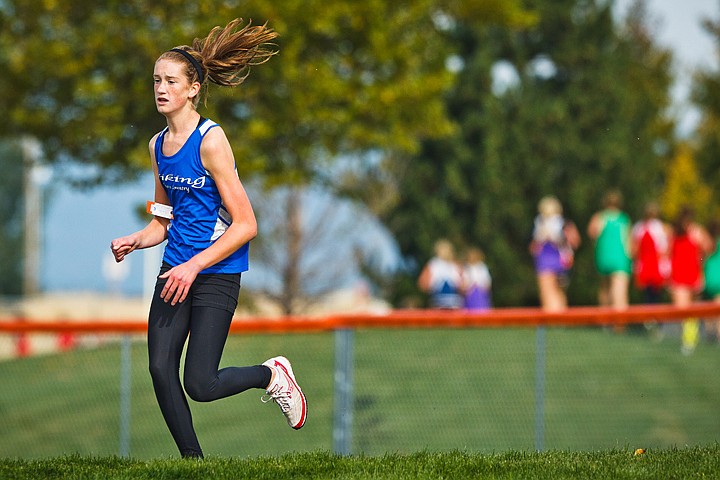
top-left (1, 326), bottom-right (719, 459)
top-left (2, 446), bottom-right (720, 479)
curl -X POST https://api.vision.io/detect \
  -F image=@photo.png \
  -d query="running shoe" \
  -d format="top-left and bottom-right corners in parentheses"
top-left (261, 356), bottom-right (307, 429)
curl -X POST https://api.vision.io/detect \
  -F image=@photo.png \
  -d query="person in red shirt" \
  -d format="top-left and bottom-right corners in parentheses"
top-left (630, 202), bottom-right (671, 304)
top-left (669, 206), bottom-right (713, 354)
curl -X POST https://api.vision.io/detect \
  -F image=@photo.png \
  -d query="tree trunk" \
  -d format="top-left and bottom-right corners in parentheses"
top-left (281, 187), bottom-right (303, 315)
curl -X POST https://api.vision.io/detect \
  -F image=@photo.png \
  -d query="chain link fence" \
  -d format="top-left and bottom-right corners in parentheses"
top-left (1, 308), bottom-right (719, 458)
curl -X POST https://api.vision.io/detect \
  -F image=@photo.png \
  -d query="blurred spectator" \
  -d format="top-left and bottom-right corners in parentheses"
top-left (462, 246), bottom-right (492, 311)
top-left (587, 190), bottom-right (632, 311)
top-left (703, 221), bottom-right (720, 343)
top-left (669, 206), bottom-right (714, 354)
top-left (418, 239), bottom-right (464, 309)
top-left (630, 202), bottom-right (671, 304)
top-left (530, 196), bottom-right (581, 312)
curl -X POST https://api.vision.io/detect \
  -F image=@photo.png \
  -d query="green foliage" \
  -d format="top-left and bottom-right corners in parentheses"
top-left (690, 15), bottom-right (720, 217)
top-left (216, 0), bottom-right (462, 185)
top-left (1, 1), bottom-right (169, 181)
top-left (378, 0), bottom-right (675, 307)
top-left (0, 0), bottom-right (482, 186)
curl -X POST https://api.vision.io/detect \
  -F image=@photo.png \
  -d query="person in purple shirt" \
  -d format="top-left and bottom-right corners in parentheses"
top-left (463, 247), bottom-right (492, 310)
top-left (529, 196), bottom-right (581, 312)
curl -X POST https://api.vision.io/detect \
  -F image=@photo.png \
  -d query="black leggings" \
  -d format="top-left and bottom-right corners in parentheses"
top-left (147, 264), bottom-right (271, 458)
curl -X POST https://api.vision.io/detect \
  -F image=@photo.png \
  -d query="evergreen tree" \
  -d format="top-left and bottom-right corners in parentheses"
top-left (691, 12), bottom-right (720, 216)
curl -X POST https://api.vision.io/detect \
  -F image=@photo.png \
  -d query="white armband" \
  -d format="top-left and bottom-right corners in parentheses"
top-left (146, 201), bottom-right (173, 219)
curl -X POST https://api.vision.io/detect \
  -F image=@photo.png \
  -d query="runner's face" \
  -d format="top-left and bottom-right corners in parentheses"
top-left (153, 59), bottom-right (196, 114)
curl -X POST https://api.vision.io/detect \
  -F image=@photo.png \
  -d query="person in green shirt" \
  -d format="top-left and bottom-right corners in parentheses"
top-left (704, 221), bottom-right (720, 342)
top-left (587, 190), bottom-right (632, 312)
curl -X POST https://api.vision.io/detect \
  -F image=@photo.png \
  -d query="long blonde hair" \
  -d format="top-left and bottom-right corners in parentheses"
top-left (158, 18), bottom-right (278, 104)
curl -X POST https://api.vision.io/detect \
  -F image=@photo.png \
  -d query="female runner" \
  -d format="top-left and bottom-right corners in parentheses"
top-left (110, 19), bottom-right (306, 458)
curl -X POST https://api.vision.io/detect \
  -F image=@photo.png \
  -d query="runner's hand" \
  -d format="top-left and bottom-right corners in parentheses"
top-left (110, 236), bottom-right (139, 263)
top-left (158, 261), bottom-right (202, 305)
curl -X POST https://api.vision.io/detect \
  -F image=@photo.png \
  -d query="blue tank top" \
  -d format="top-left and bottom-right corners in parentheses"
top-left (154, 118), bottom-right (249, 274)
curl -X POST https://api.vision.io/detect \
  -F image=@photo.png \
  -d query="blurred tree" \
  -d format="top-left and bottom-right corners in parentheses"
top-left (0, 0), bottom-right (531, 184)
top-left (660, 143), bottom-right (713, 223)
top-left (373, 0), bottom-right (675, 307)
top-left (0, 141), bottom-right (26, 295)
top-left (249, 185), bottom-right (376, 314)
top-left (691, 12), bottom-right (720, 219)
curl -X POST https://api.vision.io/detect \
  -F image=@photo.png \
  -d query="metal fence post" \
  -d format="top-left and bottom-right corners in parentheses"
top-left (119, 335), bottom-right (132, 457)
top-left (534, 326), bottom-right (546, 451)
top-left (333, 328), bottom-right (354, 455)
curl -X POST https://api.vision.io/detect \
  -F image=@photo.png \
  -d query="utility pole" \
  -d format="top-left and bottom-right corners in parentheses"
top-left (21, 137), bottom-right (47, 296)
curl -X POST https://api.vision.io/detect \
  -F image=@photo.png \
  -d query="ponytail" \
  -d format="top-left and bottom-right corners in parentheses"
top-left (160, 18), bottom-right (278, 104)
top-left (193, 18), bottom-right (278, 87)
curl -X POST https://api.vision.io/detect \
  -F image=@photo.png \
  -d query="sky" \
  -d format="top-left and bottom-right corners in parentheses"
top-left (43, 173), bottom-right (157, 296)
top-left (614, 0), bottom-right (718, 135)
top-left (41, 1), bottom-right (719, 296)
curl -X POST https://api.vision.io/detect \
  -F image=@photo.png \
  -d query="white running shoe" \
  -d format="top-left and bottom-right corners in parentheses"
top-left (261, 356), bottom-right (307, 429)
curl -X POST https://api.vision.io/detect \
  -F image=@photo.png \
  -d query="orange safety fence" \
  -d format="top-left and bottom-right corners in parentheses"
top-left (2, 301), bottom-right (720, 334)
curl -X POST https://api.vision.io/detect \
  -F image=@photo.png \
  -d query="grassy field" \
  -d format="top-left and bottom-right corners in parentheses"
top-left (0, 326), bottom-right (719, 459)
top-left (2, 446), bottom-right (720, 479)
